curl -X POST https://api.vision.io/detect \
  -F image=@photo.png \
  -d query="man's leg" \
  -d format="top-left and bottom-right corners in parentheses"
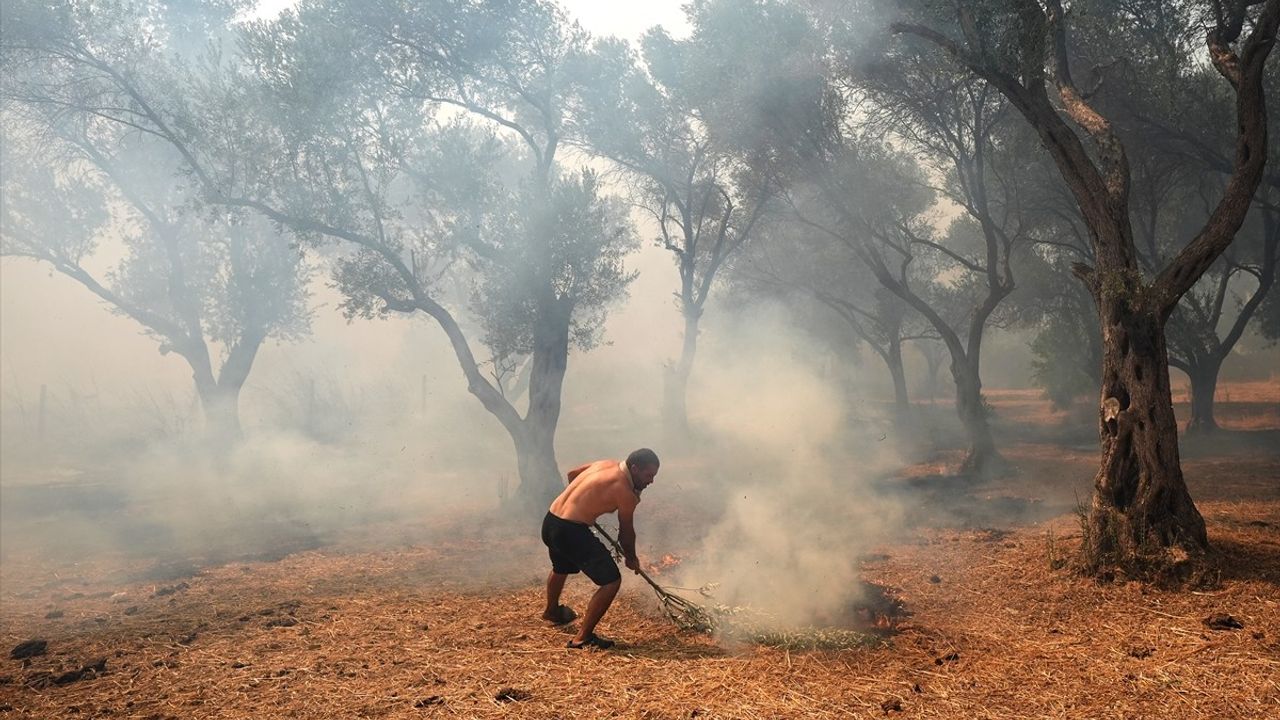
top-left (572, 579), bottom-right (620, 644)
top-left (543, 571), bottom-right (568, 620)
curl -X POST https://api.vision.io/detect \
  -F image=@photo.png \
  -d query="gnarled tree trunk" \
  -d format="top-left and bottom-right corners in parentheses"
top-left (1084, 302), bottom-right (1207, 577)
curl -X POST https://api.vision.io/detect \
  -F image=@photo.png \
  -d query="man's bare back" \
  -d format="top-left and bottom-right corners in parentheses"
top-left (548, 460), bottom-right (639, 525)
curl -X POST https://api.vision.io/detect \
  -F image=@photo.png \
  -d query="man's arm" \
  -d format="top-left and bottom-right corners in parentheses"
top-left (617, 491), bottom-right (640, 573)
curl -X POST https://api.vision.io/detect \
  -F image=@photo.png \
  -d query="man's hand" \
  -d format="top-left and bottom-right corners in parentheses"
top-left (625, 555), bottom-right (640, 574)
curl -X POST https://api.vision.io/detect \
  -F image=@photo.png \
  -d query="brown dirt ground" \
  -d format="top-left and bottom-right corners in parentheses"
top-left (1, 385), bottom-right (1278, 719)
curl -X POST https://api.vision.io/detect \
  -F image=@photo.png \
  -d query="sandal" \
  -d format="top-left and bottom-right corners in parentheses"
top-left (542, 604), bottom-right (577, 625)
top-left (566, 632), bottom-right (615, 650)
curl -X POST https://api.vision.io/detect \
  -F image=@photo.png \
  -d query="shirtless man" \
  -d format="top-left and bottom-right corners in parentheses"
top-left (540, 448), bottom-right (659, 649)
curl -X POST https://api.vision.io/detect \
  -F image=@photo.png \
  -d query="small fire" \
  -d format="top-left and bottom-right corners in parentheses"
top-left (645, 553), bottom-right (681, 575)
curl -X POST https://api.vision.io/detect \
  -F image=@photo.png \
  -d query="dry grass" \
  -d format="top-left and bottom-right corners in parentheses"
top-left (1, 386), bottom-right (1278, 719)
top-left (974, 380), bottom-right (1280, 432)
top-left (1169, 378), bottom-right (1280, 405)
top-left (1, 508), bottom-right (1276, 719)
top-left (1169, 378), bottom-right (1280, 430)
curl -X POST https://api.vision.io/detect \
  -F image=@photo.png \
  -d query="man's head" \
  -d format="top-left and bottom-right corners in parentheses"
top-left (626, 448), bottom-right (660, 491)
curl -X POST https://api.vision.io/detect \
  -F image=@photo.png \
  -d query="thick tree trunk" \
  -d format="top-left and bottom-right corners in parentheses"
top-left (1184, 359), bottom-right (1223, 436)
top-left (511, 299), bottom-right (572, 509)
top-left (190, 331), bottom-right (263, 447)
top-left (207, 385), bottom-right (243, 439)
top-left (195, 381), bottom-right (243, 445)
top-left (187, 346), bottom-right (242, 446)
top-left (511, 419), bottom-right (562, 509)
top-left (1083, 306), bottom-right (1208, 579)
top-left (663, 311), bottom-right (700, 437)
top-left (418, 291), bottom-right (570, 513)
top-left (952, 361), bottom-right (1000, 475)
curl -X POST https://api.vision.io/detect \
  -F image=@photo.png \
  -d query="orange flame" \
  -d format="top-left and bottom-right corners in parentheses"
top-left (645, 553), bottom-right (682, 575)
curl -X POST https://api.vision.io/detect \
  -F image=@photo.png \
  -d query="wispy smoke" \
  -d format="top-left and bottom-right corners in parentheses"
top-left (659, 302), bottom-right (907, 630)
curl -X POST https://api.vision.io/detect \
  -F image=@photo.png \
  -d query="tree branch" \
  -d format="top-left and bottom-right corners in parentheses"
top-left (1152, 0), bottom-right (1280, 316)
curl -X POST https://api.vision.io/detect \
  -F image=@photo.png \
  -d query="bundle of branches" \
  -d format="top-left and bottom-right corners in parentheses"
top-left (592, 524), bottom-right (717, 633)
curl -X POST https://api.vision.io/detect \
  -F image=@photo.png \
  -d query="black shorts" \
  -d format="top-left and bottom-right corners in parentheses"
top-left (541, 512), bottom-right (621, 586)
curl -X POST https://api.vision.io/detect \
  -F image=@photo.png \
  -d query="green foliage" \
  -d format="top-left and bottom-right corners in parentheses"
top-left (171, 0), bottom-right (642, 389)
top-left (0, 138), bottom-right (107, 269)
top-left (652, 0), bottom-right (839, 171)
top-left (1, 113), bottom-right (311, 362)
top-left (1029, 319), bottom-right (1098, 409)
top-left (570, 18), bottom-right (778, 333)
top-left (468, 170), bottom-right (638, 359)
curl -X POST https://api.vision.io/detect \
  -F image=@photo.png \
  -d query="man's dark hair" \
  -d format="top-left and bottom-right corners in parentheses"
top-left (626, 448), bottom-right (659, 469)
